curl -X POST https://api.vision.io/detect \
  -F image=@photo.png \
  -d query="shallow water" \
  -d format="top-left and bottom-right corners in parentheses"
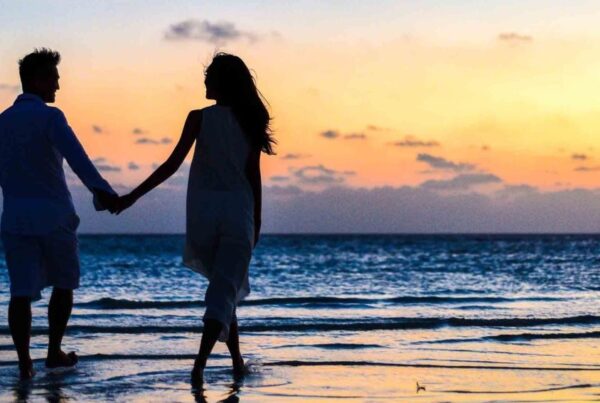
top-left (0, 234), bottom-right (599, 401)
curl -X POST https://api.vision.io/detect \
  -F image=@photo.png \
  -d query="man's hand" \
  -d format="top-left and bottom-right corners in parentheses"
top-left (93, 188), bottom-right (119, 213)
top-left (115, 193), bottom-right (137, 215)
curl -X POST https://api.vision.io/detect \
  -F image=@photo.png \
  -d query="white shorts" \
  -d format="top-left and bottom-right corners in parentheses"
top-left (1, 215), bottom-right (80, 301)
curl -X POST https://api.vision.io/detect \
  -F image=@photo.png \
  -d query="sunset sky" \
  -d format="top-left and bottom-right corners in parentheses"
top-left (1, 1), bottom-right (600, 233)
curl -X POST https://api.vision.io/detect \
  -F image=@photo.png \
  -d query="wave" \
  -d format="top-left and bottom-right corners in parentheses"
top-left (0, 355), bottom-right (598, 372)
top-left (75, 295), bottom-right (565, 310)
top-left (422, 330), bottom-right (600, 344)
top-left (2, 316), bottom-right (598, 335)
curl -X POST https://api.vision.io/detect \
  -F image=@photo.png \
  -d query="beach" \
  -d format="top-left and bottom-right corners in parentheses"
top-left (1, 234), bottom-right (599, 402)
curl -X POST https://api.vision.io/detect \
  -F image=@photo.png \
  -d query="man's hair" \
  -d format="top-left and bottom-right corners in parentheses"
top-left (18, 48), bottom-right (61, 87)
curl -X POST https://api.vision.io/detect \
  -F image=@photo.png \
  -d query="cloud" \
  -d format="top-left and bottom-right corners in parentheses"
top-left (44, 181), bottom-right (600, 234)
top-left (344, 133), bottom-right (367, 140)
top-left (270, 175), bottom-right (289, 182)
top-left (96, 163), bottom-right (121, 172)
top-left (292, 164), bottom-right (354, 185)
top-left (320, 130), bottom-right (339, 139)
top-left (366, 125), bottom-right (391, 132)
top-left (0, 84), bottom-right (20, 93)
top-left (264, 185), bottom-right (303, 197)
top-left (496, 184), bottom-right (538, 198)
top-left (91, 157), bottom-right (121, 172)
top-left (164, 20), bottom-right (257, 45)
top-left (417, 153), bottom-right (475, 172)
top-left (393, 136), bottom-right (440, 147)
top-left (321, 130), bottom-right (367, 140)
top-left (575, 166), bottom-right (600, 172)
top-left (132, 128), bottom-right (146, 135)
top-left (92, 125), bottom-right (104, 134)
top-left (281, 153), bottom-right (310, 160)
top-left (572, 153), bottom-right (588, 161)
top-left (128, 162), bottom-right (140, 170)
top-left (136, 137), bottom-right (172, 145)
top-left (498, 32), bottom-right (533, 43)
top-left (420, 173), bottom-right (502, 191)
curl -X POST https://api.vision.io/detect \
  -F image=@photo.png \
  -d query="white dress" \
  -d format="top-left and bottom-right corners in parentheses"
top-left (183, 105), bottom-right (254, 341)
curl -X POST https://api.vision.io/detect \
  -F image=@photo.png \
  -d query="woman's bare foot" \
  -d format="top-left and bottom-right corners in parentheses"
top-left (232, 356), bottom-right (246, 378)
top-left (18, 358), bottom-right (35, 380)
top-left (45, 350), bottom-right (78, 369)
top-left (191, 361), bottom-right (205, 386)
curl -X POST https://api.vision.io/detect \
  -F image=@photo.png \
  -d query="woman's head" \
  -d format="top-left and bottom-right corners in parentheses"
top-left (204, 53), bottom-right (275, 155)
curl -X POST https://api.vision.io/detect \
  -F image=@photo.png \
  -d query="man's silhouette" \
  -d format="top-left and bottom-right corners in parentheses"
top-left (0, 48), bottom-right (117, 379)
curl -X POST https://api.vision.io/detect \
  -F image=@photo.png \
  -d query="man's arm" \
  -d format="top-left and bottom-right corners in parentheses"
top-left (48, 109), bottom-right (117, 211)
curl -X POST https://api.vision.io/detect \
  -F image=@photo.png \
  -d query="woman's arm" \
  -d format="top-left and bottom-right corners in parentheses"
top-left (245, 147), bottom-right (262, 246)
top-left (115, 110), bottom-right (202, 213)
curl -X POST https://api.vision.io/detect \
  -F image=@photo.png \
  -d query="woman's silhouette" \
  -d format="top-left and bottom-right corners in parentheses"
top-left (115, 53), bottom-right (275, 384)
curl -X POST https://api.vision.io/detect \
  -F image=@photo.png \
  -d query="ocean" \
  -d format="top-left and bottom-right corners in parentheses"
top-left (0, 234), bottom-right (599, 402)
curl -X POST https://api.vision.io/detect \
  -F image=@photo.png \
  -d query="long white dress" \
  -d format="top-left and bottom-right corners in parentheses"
top-left (183, 104), bottom-right (254, 342)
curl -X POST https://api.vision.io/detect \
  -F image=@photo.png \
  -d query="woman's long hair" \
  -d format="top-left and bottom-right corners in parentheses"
top-left (205, 53), bottom-right (275, 155)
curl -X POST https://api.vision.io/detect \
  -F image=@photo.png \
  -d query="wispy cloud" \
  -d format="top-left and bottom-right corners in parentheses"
top-left (132, 128), bottom-right (146, 135)
top-left (270, 175), bottom-right (290, 182)
top-left (320, 130), bottom-right (367, 140)
top-left (292, 164), bottom-right (354, 185)
top-left (393, 136), bottom-right (440, 148)
top-left (498, 32), bottom-right (533, 44)
top-left (164, 20), bottom-right (257, 45)
top-left (136, 137), bottom-right (173, 145)
top-left (344, 133), bottom-right (367, 140)
top-left (92, 125), bottom-right (104, 134)
top-left (320, 130), bottom-right (339, 139)
top-left (93, 157), bottom-right (121, 172)
top-left (572, 153), bottom-right (588, 161)
top-left (128, 162), bottom-right (140, 170)
top-left (417, 153), bottom-right (475, 172)
top-left (366, 125), bottom-right (391, 132)
top-left (281, 153), bottom-right (310, 160)
top-left (575, 166), bottom-right (600, 172)
top-left (420, 173), bottom-right (502, 191)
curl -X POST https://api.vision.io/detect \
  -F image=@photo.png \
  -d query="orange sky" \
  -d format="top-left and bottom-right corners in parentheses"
top-left (1, 1), bottom-right (600, 194)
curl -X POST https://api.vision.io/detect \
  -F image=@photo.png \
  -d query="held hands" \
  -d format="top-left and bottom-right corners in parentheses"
top-left (93, 188), bottom-right (138, 215)
top-left (93, 188), bottom-right (119, 214)
top-left (114, 193), bottom-right (137, 215)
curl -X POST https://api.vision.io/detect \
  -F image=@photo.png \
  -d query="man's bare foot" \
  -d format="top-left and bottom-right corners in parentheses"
top-left (191, 362), bottom-right (205, 386)
top-left (45, 351), bottom-right (78, 369)
top-left (18, 359), bottom-right (35, 380)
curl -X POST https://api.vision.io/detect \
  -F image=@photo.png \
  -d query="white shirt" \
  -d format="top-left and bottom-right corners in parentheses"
top-left (0, 93), bottom-right (115, 234)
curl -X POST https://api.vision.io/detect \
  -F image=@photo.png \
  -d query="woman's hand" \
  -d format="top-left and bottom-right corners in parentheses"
top-left (115, 193), bottom-right (138, 215)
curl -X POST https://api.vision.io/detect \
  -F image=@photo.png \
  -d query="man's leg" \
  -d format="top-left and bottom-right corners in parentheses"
top-left (8, 296), bottom-right (34, 379)
top-left (46, 287), bottom-right (77, 368)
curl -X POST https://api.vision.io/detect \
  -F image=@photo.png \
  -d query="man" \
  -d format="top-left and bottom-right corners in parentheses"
top-left (0, 48), bottom-right (117, 379)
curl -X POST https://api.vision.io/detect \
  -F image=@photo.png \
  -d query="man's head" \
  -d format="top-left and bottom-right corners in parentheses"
top-left (18, 48), bottom-right (61, 103)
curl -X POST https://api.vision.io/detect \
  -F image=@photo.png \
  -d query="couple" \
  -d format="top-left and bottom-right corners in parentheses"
top-left (0, 49), bottom-right (274, 384)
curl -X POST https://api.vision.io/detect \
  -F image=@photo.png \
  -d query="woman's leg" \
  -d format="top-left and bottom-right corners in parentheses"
top-left (226, 318), bottom-right (245, 374)
top-left (191, 319), bottom-right (222, 384)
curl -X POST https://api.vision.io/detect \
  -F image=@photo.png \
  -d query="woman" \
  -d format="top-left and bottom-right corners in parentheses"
top-left (115, 53), bottom-right (275, 384)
